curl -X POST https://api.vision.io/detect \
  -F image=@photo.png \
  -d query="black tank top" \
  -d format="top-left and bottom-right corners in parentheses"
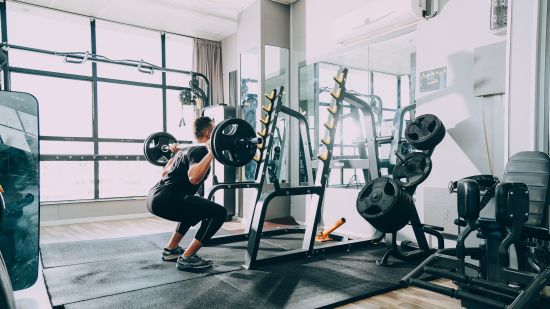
top-left (157, 146), bottom-right (210, 196)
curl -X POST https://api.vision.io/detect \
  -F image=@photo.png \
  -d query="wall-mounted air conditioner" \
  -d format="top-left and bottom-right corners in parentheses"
top-left (332, 0), bottom-right (438, 46)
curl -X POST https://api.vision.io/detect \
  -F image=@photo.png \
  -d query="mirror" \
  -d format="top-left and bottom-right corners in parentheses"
top-left (0, 91), bottom-right (40, 290)
top-left (264, 45), bottom-right (289, 183)
top-left (299, 32), bottom-right (416, 187)
top-left (240, 47), bottom-right (259, 181)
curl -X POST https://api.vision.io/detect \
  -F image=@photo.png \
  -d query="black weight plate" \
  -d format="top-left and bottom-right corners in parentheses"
top-left (357, 177), bottom-right (414, 233)
top-left (405, 114), bottom-right (445, 150)
top-left (357, 178), bottom-right (398, 220)
top-left (211, 118), bottom-right (256, 167)
top-left (392, 152), bottom-right (433, 188)
top-left (143, 132), bottom-right (177, 166)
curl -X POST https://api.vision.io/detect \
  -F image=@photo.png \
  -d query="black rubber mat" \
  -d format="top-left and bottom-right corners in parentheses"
top-left (324, 246), bottom-right (421, 281)
top-left (40, 229), bottom-right (233, 268)
top-left (215, 256), bottom-right (400, 309)
top-left (43, 231), bottom-right (424, 308)
top-left (64, 276), bottom-right (274, 309)
top-left (43, 236), bottom-right (289, 306)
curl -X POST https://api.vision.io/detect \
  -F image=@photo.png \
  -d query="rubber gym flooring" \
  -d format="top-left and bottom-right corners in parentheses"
top-left (40, 229), bottom-right (426, 309)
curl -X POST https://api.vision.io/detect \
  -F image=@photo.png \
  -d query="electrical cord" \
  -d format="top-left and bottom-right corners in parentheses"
top-left (481, 96), bottom-right (494, 175)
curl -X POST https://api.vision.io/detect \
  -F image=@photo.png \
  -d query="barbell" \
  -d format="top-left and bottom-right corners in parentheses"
top-left (144, 118), bottom-right (263, 167)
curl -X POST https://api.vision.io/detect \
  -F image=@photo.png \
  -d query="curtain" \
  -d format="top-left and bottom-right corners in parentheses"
top-left (193, 38), bottom-right (223, 106)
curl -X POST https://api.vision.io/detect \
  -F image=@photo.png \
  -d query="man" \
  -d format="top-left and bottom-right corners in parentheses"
top-left (146, 116), bottom-right (227, 271)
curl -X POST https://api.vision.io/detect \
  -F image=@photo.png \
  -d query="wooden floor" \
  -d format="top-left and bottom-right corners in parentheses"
top-left (40, 217), bottom-right (463, 308)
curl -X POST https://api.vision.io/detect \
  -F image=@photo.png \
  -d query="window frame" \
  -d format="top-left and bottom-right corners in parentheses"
top-left (1, 3), bottom-right (194, 202)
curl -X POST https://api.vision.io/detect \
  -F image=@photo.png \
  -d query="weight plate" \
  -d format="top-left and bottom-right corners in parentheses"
top-left (392, 152), bottom-right (433, 188)
top-left (143, 132), bottom-right (177, 166)
top-left (405, 114), bottom-right (446, 150)
top-left (356, 177), bottom-right (413, 233)
top-left (211, 118), bottom-right (257, 167)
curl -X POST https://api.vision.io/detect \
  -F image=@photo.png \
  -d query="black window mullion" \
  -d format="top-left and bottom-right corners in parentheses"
top-left (91, 19), bottom-right (100, 199)
top-left (161, 33), bottom-right (167, 132)
top-left (1, 1), bottom-right (10, 91)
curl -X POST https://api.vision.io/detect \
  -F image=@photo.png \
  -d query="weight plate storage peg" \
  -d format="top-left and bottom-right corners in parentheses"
top-left (143, 132), bottom-right (178, 166)
top-left (356, 177), bottom-right (414, 233)
top-left (405, 114), bottom-right (446, 150)
top-left (392, 152), bottom-right (433, 188)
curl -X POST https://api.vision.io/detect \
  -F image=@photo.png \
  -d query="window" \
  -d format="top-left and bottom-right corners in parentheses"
top-left (41, 162), bottom-right (94, 202)
top-left (98, 82), bottom-right (163, 139)
top-left (166, 89), bottom-right (196, 141)
top-left (7, 2), bottom-right (91, 75)
top-left (165, 34), bottom-right (193, 87)
top-left (95, 20), bottom-right (162, 84)
top-left (373, 72), bottom-right (398, 118)
top-left (99, 162), bottom-right (159, 198)
top-left (4, 3), bottom-right (194, 202)
top-left (11, 74), bottom-right (93, 137)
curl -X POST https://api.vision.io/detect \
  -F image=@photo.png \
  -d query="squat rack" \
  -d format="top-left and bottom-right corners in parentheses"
top-left (0, 43), bottom-right (211, 106)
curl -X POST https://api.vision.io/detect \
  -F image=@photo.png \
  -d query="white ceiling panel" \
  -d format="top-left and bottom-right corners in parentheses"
top-left (324, 31), bottom-right (416, 76)
top-left (10, 0), bottom-right (257, 40)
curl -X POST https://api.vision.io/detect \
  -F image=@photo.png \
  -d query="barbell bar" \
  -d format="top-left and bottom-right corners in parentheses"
top-left (159, 137), bottom-right (263, 153)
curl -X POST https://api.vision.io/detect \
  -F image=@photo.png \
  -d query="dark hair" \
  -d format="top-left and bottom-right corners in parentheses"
top-left (193, 116), bottom-right (214, 139)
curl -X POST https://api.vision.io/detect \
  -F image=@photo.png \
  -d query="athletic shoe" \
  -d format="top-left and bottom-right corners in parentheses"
top-left (176, 254), bottom-right (213, 270)
top-left (161, 246), bottom-right (184, 262)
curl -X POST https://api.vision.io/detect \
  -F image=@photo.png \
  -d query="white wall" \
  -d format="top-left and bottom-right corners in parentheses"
top-left (289, 0), bottom-right (307, 221)
top-left (304, 0), bottom-right (372, 64)
top-left (414, 0), bottom-right (507, 231)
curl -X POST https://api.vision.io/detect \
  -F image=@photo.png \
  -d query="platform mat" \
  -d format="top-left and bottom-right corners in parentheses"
top-left (43, 239), bottom-right (287, 306)
top-left (40, 229), bottom-right (233, 268)
top-left (42, 232), bottom-right (425, 308)
top-left (63, 275), bottom-right (274, 309)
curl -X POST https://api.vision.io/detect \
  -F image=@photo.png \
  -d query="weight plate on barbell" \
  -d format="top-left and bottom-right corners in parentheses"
top-left (405, 114), bottom-right (446, 150)
top-left (392, 152), bottom-right (433, 188)
top-left (211, 118), bottom-right (257, 167)
top-left (356, 177), bottom-right (414, 233)
top-left (143, 131), bottom-right (178, 166)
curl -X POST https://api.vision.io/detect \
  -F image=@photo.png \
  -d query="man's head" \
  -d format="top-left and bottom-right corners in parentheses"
top-left (193, 116), bottom-right (214, 140)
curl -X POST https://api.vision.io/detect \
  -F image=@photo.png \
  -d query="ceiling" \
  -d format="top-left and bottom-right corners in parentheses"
top-left (10, 0), bottom-right (267, 41)
top-left (324, 31), bottom-right (416, 76)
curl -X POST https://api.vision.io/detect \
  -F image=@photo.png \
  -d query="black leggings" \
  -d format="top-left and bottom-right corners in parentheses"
top-left (147, 186), bottom-right (227, 242)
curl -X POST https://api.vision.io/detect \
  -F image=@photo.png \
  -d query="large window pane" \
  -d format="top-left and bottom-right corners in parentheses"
top-left (98, 142), bottom-right (142, 155)
top-left (11, 74), bottom-right (93, 137)
top-left (7, 2), bottom-right (91, 75)
top-left (373, 72), bottom-right (398, 111)
top-left (166, 89), bottom-right (195, 142)
top-left (98, 83), bottom-right (162, 139)
top-left (41, 162), bottom-right (94, 201)
top-left (165, 34), bottom-right (193, 87)
top-left (99, 162), bottom-right (160, 198)
top-left (40, 141), bottom-right (94, 155)
top-left (96, 21), bottom-right (161, 84)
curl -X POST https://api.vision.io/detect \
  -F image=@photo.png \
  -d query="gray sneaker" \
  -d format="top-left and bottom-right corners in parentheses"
top-left (176, 254), bottom-right (213, 270)
top-left (162, 246), bottom-right (184, 262)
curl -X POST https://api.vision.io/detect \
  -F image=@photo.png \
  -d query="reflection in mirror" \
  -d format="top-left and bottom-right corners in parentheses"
top-left (0, 91), bottom-right (40, 290)
top-left (299, 31), bottom-right (416, 187)
top-left (264, 45), bottom-right (289, 183)
top-left (240, 48), bottom-right (259, 181)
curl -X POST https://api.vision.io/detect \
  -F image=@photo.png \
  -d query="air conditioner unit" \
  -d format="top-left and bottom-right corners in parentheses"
top-left (332, 0), bottom-right (437, 46)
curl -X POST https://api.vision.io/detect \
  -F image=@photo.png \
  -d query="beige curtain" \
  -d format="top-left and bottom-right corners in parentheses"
top-left (193, 38), bottom-right (223, 106)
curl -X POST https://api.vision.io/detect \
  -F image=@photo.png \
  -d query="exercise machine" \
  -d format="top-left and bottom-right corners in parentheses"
top-left (401, 151), bottom-right (550, 308)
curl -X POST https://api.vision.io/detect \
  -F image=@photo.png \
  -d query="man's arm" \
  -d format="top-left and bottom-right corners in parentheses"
top-left (188, 148), bottom-right (213, 185)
